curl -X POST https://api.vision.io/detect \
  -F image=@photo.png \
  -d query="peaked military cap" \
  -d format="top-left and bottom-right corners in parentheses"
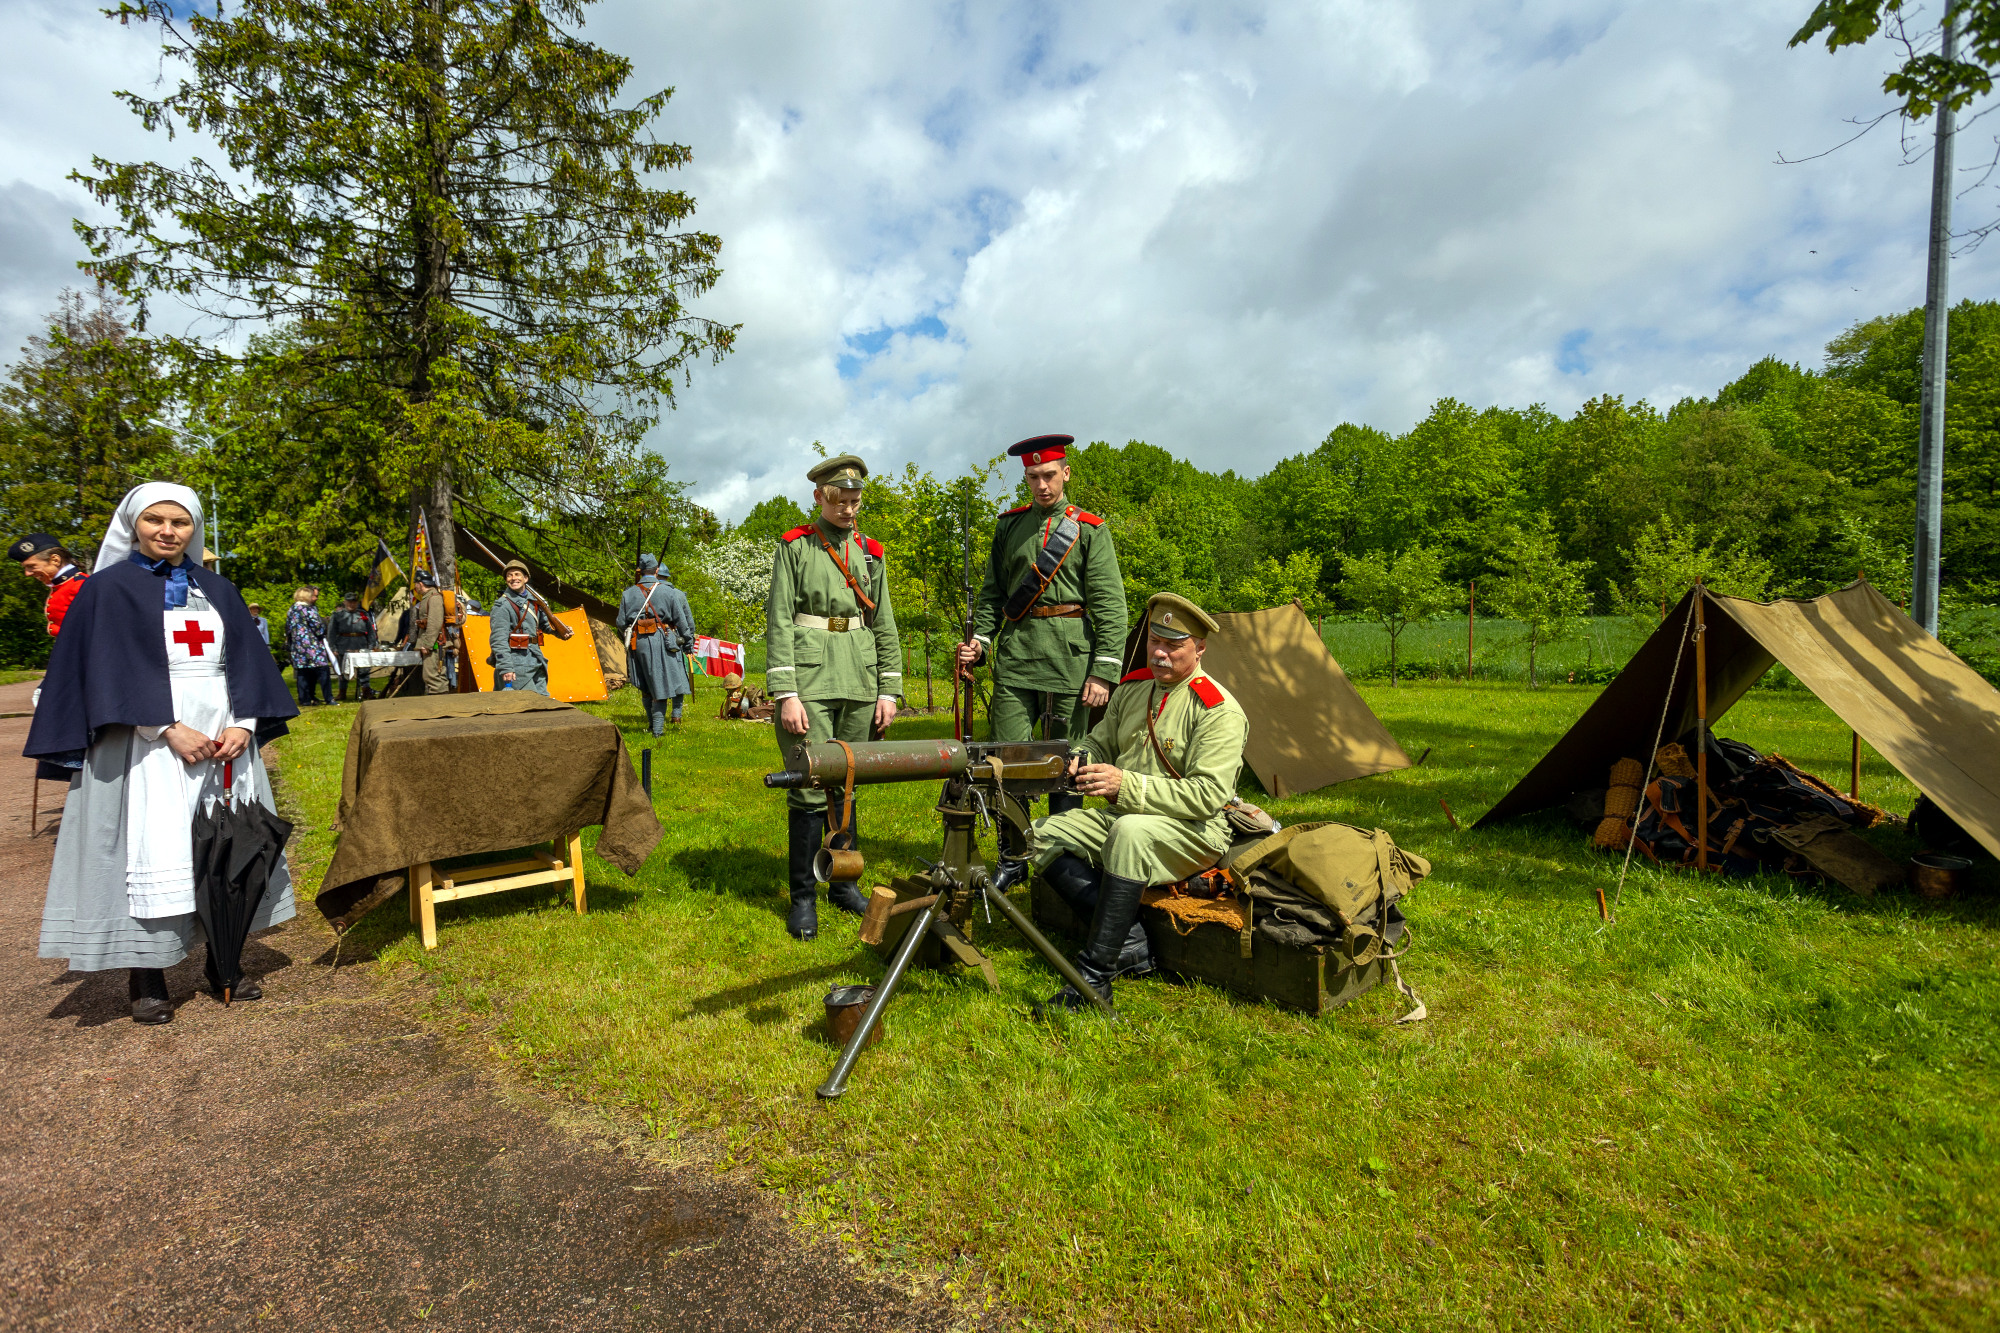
top-left (1144, 592), bottom-right (1217, 641)
top-left (1006, 434), bottom-right (1073, 467)
top-left (808, 454), bottom-right (869, 489)
top-left (7, 533), bottom-right (60, 562)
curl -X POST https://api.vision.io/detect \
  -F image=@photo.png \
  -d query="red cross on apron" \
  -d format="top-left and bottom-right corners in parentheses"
top-left (173, 620), bottom-right (217, 656)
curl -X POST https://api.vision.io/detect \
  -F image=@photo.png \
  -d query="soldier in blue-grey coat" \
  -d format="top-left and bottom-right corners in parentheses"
top-left (618, 554), bottom-right (696, 735)
top-left (489, 559), bottom-right (572, 693)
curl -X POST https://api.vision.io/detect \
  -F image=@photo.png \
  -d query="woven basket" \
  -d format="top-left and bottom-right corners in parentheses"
top-left (1604, 757), bottom-right (1644, 819)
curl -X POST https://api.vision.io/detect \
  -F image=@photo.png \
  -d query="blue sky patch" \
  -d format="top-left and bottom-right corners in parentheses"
top-left (1557, 328), bottom-right (1592, 375)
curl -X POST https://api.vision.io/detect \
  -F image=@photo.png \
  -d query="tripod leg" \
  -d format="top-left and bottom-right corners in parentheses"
top-left (817, 900), bottom-right (939, 1099)
top-left (979, 875), bottom-right (1117, 1018)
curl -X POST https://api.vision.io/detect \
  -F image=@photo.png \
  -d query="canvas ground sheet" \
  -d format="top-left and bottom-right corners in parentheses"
top-left (313, 692), bottom-right (661, 924)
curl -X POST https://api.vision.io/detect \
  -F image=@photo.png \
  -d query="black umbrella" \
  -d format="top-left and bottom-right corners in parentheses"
top-left (191, 762), bottom-right (294, 1004)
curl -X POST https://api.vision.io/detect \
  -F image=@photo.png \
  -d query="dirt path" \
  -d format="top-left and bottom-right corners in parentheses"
top-left (0, 681), bottom-right (955, 1332)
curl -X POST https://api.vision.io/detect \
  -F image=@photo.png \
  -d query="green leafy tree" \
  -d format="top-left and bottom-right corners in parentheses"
top-left (1618, 517), bottom-right (1775, 619)
top-left (76, 0), bottom-right (734, 588)
top-left (1339, 545), bottom-right (1455, 686)
top-left (1792, 2), bottom-right (2000, 119)
top-left (732, 495), bottom-right (812, 545)
top-left (0, 286), bottom-right (180, 664)
top-left (1486, 517), bottom-right (1592, 687)
top-left (1233, 551), bottom-right (1323, 613)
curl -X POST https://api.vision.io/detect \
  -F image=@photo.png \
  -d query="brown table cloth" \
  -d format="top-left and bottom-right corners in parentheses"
top-left (313, 692), bottom-right (661, 926)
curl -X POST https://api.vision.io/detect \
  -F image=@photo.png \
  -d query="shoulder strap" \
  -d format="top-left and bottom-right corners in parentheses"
top-left (1000, 508), bottom-right (1083, 622)
top-left (815, 531), bottom-right (878, 620)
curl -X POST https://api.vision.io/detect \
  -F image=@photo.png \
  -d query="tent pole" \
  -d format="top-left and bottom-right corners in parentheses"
top-left (1695, 580), bottom-right (1709, 876)
top-left (1851, 733), bottom-right (1862, 801)
top-left (1467, 580), bottom-right (1476, 681)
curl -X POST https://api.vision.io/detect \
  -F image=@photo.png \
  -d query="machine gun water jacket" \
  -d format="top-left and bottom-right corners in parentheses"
top-left (971, 501), bottom-right (1127, 699)
top-left (1034, 667), bottom-right (1250, 885)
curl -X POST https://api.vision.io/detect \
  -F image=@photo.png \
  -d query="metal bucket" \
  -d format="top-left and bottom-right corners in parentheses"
top-left (824, 985), bottom-right (882, 1049)
top-left (813, 846), bottom-right (865, 884)
top-left (1911, 853), bottom-right (1974, 901)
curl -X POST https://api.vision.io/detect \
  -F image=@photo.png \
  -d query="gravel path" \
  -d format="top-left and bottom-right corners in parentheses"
top-left (0, 681), bottom-right (955, 1331)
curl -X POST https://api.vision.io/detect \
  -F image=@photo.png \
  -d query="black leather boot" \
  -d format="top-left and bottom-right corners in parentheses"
top-left (824, 803), bottom-right (868, 916)
top-left (1039, 855), bottom-right (1152, 977)
top-left (786, 807), bottom-right (823, 940)
top-left (129, 967), bottom-right (172, 1025)
top-left (1037, 871), bottom-right (1150, 1016)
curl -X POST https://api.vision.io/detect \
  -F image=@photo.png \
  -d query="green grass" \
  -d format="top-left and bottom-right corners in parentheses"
top-left (275, 679), bottom-right (2000, 1330)
top-left (0, 667), bottom-right (45, 686)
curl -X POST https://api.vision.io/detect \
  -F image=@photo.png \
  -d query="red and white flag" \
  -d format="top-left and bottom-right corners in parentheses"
top-left (693, 636), bottom-right (745, 677)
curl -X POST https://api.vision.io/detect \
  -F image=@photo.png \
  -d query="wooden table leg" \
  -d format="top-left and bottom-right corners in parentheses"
top-left (408, 866), bottom-right (420, 925)
top-left (568, 831), bottom-right (586, 915)
top-left (413, 861), bottom-right (438, 949)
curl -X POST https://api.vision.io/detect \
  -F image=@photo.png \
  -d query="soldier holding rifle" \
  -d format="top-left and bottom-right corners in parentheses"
top-left (955, 434), bottom-right (1127, 821)
top-left (619, 554), bottom-right (696, 735)
top-left (490, 558), bottom-right (573, 694)
top-left (766, 455), bottom-right (904, 941)
top-left (1029, 592), bottom-right (1248, 1014)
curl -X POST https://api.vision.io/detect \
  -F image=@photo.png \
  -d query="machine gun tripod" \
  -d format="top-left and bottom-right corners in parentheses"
top-left (763, 738), bottom-right (1114, 1098)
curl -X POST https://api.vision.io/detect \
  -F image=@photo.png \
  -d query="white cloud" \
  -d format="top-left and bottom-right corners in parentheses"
top-left (0, 0), bottom-right (1985, 518)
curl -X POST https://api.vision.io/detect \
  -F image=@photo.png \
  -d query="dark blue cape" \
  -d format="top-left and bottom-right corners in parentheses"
top-left (24, 559), bottom-right (300, 761)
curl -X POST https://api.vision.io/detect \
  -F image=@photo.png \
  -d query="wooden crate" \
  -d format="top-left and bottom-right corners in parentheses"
top-left (1029, 879), bottom-right (1393, 1016)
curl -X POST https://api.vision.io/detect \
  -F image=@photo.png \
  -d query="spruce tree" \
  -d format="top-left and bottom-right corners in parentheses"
top-left (75, 0), bottom-right (735, 584)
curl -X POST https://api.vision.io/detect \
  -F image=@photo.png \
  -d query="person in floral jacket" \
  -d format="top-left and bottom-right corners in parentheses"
top-left (285, 586), bottom-right (333, 706)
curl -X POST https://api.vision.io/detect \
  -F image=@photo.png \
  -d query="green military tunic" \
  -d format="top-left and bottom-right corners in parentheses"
top-left (1032, 667), bottom-right (1249, 884)
top-left (971, 500), bottom-right (1127, 740)
top-left (764, 516), bottom-right (904, 811)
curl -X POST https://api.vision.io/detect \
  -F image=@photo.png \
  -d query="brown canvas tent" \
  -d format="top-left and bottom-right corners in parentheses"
top-left (1100, 602), bottom-right (1409, 797)
top-left (1476, 581), bottom-right (2000, 860)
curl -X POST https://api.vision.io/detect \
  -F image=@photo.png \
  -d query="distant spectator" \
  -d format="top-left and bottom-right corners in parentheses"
top-left (327, 592), bottom-right (374, 703)
top-left (285, 586), bottom-right (333, 706)
top-left (247, 601), bottom-right (270, 646)
top-left (8, 533), bottom-right (89, 637)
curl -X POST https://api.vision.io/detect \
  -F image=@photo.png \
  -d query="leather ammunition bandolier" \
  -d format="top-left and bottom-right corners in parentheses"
top-left (629, 582), bottom-right (663, 650)
top-left (1001, 508), bottom-right (1085, 623)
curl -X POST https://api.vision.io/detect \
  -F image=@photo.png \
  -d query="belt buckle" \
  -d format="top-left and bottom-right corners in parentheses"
top-left (825, 616), bottom-right (849, 633)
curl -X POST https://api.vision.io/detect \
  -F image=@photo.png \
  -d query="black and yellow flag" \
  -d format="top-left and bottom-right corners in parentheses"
top-left (360, 537), bottom-right (404, 610)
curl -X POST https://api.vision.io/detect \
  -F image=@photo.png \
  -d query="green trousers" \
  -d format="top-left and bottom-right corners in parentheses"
top-left (988, 683), bottom-right (1081, 743)
top-left (1032, 807), bottom-right (1226, 885)
top-left (776, 697), bottom-right (874, 812)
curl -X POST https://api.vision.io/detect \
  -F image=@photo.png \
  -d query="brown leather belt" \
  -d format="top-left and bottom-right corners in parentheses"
top-left (1028, 602), bottom-right (1084, 619)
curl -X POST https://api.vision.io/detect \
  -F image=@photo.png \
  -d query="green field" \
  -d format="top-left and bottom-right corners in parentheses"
top-left (276, 676), bottom-right (2000, 1330)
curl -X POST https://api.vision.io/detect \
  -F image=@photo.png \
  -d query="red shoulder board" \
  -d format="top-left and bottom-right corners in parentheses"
top-left (862, 536), bottom-right (884, 558)
top-left (1000, 504), bottom-right (1030, 517)
top-left (1119, 667), bottom-right (1153, 685)
top-left (1070, 507), bottom-right (1104, 526)
top-left (1189, 676), bottom-right (1223, 708)
top-left (779, 524), bottom-right (814, 543)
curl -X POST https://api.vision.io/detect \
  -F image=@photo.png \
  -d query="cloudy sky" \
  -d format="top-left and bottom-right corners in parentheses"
top-left (1, 0), bottom-right (1991, 518)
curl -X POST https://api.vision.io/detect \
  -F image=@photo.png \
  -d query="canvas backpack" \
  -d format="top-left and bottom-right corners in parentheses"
top-left (1228, 822), bottom-right (1429, 1021)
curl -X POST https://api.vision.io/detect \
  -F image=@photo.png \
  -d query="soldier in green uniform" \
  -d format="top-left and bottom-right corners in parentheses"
top-left (956, 434), bottom-right (1126, 825)
top-left (766, 454), bottom-right (904, 940)
top-left (1024, 592), bottom-right (1248, 1014)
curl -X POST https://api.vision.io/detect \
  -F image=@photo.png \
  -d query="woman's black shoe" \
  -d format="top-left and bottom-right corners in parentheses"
top-left (129, 967), bottom-right (173, 1024)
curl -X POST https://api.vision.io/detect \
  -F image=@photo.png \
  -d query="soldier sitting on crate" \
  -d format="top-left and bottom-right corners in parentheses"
top-left (1011, 591), bottom-right (1248, 1015)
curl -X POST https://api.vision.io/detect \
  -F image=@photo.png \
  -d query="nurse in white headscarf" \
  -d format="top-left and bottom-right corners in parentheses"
top-left (25, 483), bottom-right (301, 1024)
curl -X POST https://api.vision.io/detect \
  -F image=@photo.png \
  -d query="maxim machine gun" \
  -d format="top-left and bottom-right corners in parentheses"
top-left (764, 738), bottom-right (1115, 1097)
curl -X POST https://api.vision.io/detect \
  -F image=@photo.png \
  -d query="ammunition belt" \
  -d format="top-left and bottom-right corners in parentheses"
top-left (797, 613), bottom-right (866, 633)
top-left (1027, 602), bottom-right (1084, 619)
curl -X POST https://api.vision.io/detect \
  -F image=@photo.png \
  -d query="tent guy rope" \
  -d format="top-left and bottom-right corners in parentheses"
top-left (1610, 589), bottom-right (1699, 922)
